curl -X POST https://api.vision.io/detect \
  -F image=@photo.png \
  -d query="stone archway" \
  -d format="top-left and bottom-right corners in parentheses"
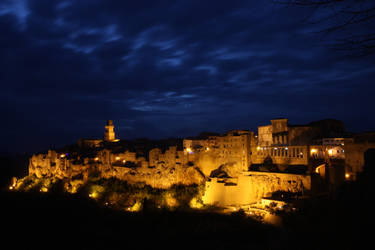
top-left (363, 148), bottom-right (375, 175)
top-left (344, 143), bottom-right (375, 179)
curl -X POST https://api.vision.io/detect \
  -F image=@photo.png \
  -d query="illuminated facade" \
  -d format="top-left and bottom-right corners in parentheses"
top-left (183, 130), bottom-right (255, 172)
top-left (104, 120), bottom-right (116, 141)
top-left (251, 118), bottom-right (317, 166)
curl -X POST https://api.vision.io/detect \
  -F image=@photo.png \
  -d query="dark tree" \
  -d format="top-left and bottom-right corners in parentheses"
top-left (275, 0), bottom-right (375, 57)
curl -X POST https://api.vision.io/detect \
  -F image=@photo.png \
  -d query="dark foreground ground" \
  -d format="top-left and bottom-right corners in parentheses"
top-left (1, 181), bottom-right (372, 250)
top-left (1, 191), bottom-right (282, 250)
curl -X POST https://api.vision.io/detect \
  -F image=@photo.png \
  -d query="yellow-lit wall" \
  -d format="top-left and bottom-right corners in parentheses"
top-left (258, 125), bottom-right (273, 146)
top-left (202, 171), bottom-right (311, 206)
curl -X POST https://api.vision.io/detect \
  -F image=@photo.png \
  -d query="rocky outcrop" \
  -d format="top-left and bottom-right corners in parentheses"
top-left (28, 149), bottom-right (205, 189)
top-left (102, 164), bottom-right (205, 189)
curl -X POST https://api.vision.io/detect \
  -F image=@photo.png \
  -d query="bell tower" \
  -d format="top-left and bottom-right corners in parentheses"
top-left (104, 120), bottom-right (116, 141)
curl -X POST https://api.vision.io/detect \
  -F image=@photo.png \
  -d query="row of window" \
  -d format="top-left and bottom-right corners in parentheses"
top-left (222, 143), bottom-right (246, 148)
top-left (257, 147), bottom-right (304, 158)
top-left (273, 135), bottom-right (288, 145)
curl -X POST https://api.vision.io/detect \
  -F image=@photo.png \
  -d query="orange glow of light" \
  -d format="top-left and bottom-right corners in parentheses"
top-left (315, 165), bottom-right (324, 174)
top-left (186, 147), bottom-right (192, 153)
top-left (206, 147), bottom-right (210, 151)
top-left (257, 146), bottom-right (260, 150)
top-left (328, 149), bottom-right (333, 155)
top-left (345, 173), bottom-right (350, 179)
top-left (89, 192), bottom-right (98, 199)
top-left (310, 149), bottom-right (317, 154)
top-left (60, 154), bottom-right (65, 158)
top-left (115, 156), bottom-right (120, 160)
top-left (94, 157), bottom-right (99, 161)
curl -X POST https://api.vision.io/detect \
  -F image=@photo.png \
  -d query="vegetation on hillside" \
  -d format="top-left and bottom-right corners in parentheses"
top-left (10, 175), bottom-right (205, 211)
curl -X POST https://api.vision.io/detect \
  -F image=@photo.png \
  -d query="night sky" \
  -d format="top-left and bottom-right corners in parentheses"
top-left (1, 0), bottom-right (374, 154)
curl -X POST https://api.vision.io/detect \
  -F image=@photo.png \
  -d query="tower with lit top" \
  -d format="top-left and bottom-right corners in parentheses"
top-left (104, 120), bottom-right (116, 141)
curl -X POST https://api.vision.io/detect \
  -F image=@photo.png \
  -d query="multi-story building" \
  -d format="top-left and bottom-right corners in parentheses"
top-left (252, 118), bottom-right (317, 166)
top-left (309, 137), bottom-right (348, 160)
top-left (183, 130), bottom-right (255, 171)
top-left (215, 130), bottom-right (254, 171)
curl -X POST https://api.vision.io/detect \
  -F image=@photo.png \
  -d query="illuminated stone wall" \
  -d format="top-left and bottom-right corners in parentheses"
top-left (258, 125), bottom-right (273, 146)
top-left (28, 147), bottom-right (205, 189)
top-left (258, 118), bottom-right (316, 147)
top-left (251, 145), bottom-right (310, 165)
top-left (202, 171), bottom-right (311, 206)
top-left (182, 130), bottom-right (255, 176)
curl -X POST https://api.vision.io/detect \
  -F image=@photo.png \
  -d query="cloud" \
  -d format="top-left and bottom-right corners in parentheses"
top-left (0, 0), bottom-right (374, 153)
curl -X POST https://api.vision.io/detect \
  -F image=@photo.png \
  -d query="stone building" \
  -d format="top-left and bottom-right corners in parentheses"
top-left (182, 130), bottom-right (255, 175)
top-left (78, 120), bottom-right (119, 148)
top-left (257, 118), bottom-right (317, 147)
top-left (104, 120), bottom-right (116, 142)
top-left (251, 118), bottom-right (318, 167)
top-left (215, 130), bottom-right (254, 171)
top-left (149, 148), bottom-right (162, 167)
top-left (308, 137), bottom-right (349, 160)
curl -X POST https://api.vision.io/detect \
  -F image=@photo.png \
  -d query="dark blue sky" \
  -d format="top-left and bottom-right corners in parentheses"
top-left (1, 0), bottom-right (374, 154)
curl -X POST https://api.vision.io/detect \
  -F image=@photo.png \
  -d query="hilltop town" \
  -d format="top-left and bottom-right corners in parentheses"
top-left (10, 118), bottom-right (375, 217)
